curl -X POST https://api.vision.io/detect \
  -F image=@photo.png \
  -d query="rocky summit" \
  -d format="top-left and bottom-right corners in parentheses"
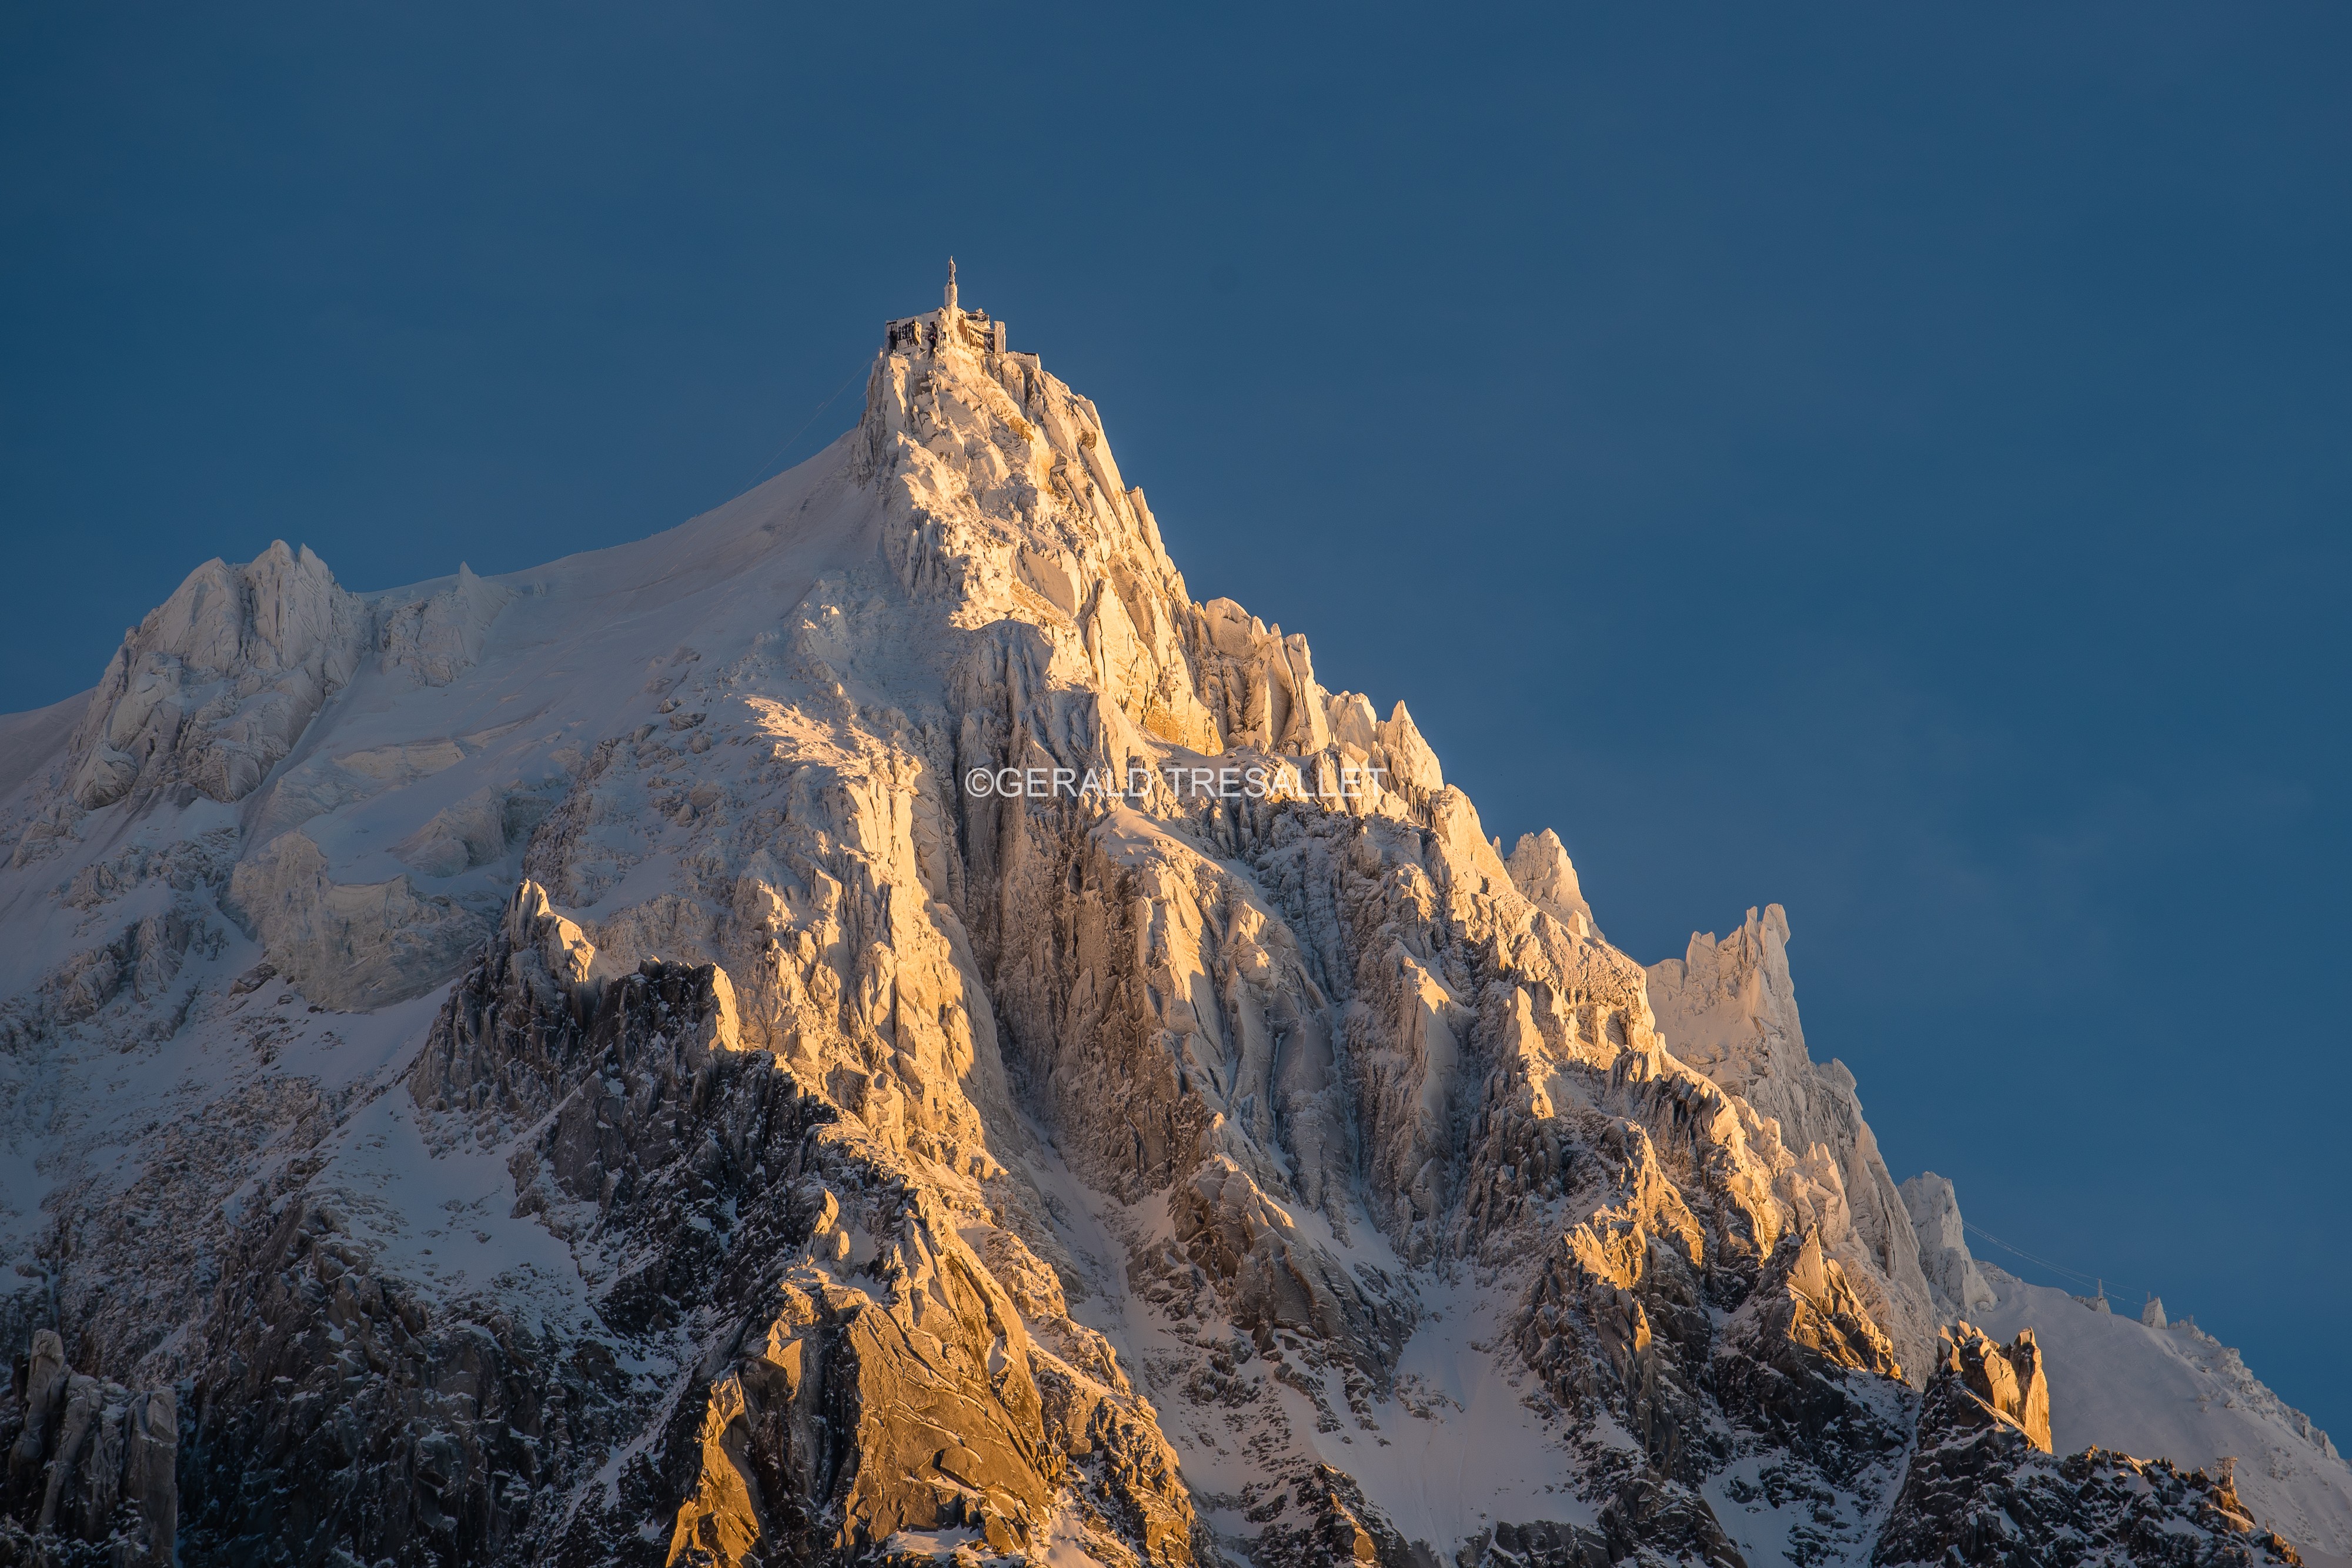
top-left (2, 278), bottom-right (2346, 1568)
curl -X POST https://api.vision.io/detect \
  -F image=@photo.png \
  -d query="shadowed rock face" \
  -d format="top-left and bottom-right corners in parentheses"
top-left (1, 1330), bottom-right (177, 1566)
top-left (63, 541), bottom-right (368, 813)
top-left (1712, 1229), bottom-right (1910, 1491)
top-left (164, 945), bottom-right (831, 1568)
top-left (1644, 907), bottom-right (1937, 1379)
top-left (0, 289), bottom-right (2327, 1568)
top-left (1454, 1476), bottom-right (1750, 1568)
top-left (1899, 1173), bottom-right (1997, 1318)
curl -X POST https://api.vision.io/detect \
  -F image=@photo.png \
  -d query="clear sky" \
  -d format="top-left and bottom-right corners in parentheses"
top-left (4, 5), bottom-right (2346, 1433)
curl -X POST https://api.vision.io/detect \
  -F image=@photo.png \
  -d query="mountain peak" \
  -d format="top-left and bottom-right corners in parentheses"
top-left (2, 291), bottom-right (2344, 1568)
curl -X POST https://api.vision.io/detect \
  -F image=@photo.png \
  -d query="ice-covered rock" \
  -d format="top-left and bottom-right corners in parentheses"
top-left (62, 541), bottom-right (366, 811)
top-left (1646, 905), bottom-right (1939, 1377)
top-left (1504, 827), bottom-right (1601, 939)
top-left (1900, 1170), bottom-right (1998, 1318)
top-left (377, 562), bottom-right (512, 687)
top-left (224, 828), bottom-right (490, 1009)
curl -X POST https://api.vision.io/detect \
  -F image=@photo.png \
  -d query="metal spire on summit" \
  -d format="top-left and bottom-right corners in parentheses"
top-left (884, 258), bottom-right (1001, 355)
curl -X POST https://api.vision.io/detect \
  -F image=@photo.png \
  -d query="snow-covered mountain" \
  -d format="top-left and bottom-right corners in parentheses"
top-left (1, 278), bottom-right (2342, 1568)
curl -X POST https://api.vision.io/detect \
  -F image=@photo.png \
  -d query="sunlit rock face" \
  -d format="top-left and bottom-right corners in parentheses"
top-left (3, 280), bottom-right (2347, 1568)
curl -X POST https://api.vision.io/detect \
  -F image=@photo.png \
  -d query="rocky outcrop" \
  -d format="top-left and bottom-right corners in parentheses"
top-left (1645, 907), bottom-right (1937, 1376)
top-left (177, 1201), bottom-right (608, 1568)
top-left (1255, 1464), bottom-right (1748, 1568)
top-left (1455, 1476), bottom-right (1749, 1568)
top-left (417, 883), bottom-right (1194, 1567)
top-left (1, 1330), bottom-right (178, 1566)
top-left (1713, 1229), bottom-right (1909, 1488)
top-left (166, 925), bottom-right (774, 1564)
top-left (665, 1259), bottom-right (1060, 1567)
top-left (1166, 1158), bottom-right (1408, 1378)
top-left (225, 829), bottom-right (492, 1009)
top-left (378, 564), bottom-right (512, 688)
top-left (1504, 828), bottom-right (1600, 940)
top-left (0, 868), bottom-right (228, 1054)
top-left (1899, 1172), bottom-right (1997, 1318)
top-left (1876, 1323), bottom-right (2298, 1568)
top-left (1936, 1320), bottom-right (2052, 1453)
top-left (64, 541), bottom-right (367, 811)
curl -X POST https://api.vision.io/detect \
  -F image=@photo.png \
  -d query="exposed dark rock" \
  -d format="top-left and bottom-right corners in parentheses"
top-left (1875, 1324), bottom-right (2300, 1568)
top-left (0, 1330), bottom-right (176, 1567)
top-left (1252, 1464), bottom-right (1429, 1568)
top-left (1454, 1473), bottom-right (1748, 1568)
top-left (1713, 1229), bottom-right (1910, 1487)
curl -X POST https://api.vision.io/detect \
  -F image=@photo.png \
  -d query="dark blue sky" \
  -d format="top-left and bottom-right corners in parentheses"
top-left (4, 5), bottom-right (2346, 1431)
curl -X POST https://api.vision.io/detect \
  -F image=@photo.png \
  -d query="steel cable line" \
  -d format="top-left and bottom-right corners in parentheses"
top-left (1962, 1220), bottom-right (2157, 1306)
top-left (742, 362), bottom-right (866, 491)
